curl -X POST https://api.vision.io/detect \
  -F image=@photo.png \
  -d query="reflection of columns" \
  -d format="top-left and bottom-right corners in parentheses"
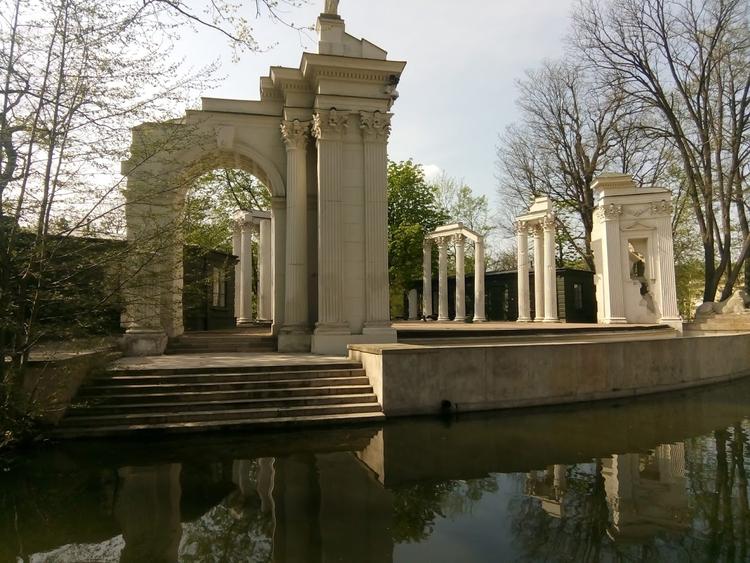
top-left (454, 234), bottom-right (466, 322)
top-left (533, 225), bottom-right (545, 322)
top-left (258, 218), bottom-right (272, 321)
top-left (437, 237), bottom-right (450, 321)
top-left (422, 241), bottom-right (433, 318)
top-left (238, 216), bottom-right (254, 325)
top-left (116, 464), bottom-right (182, 563)
top-left (232, 227), bottom-right (242, 319)
top-left (361, 111), bottom-right (392, 328)
top-left (543, 215), bottom-right (559, 322)
top-left (473, 239), bottom-right (487, 322)
top-left (517, 222), bottom-right (531, 322)
top-left (280, 120), bottom-right (310, 329)
top-left (313, 110), bottom-right (349, 333)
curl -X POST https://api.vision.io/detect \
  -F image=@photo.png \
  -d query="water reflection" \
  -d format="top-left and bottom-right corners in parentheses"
top-left (3, 379), bottom-right (750, 562)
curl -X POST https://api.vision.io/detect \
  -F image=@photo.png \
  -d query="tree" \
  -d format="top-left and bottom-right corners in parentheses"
top-left (0, 0), bottom-right (309, 436)
top-left (432, 172), bottom-right (492, 236)
top-left (387, 160), bottom-right (448, 315)
top-left (572, 0), bottom-right (750, 301)
top-left (496, 60), bottom-right (670, 271)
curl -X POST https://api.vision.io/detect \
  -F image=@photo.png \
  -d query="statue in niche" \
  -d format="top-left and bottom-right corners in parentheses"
top-left (324, 0), bottom-right (339, 15)
top-left (628, 243), bottom-right (656, 312)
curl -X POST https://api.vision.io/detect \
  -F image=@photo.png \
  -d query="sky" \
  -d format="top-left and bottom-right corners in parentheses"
top-left (177, 0), bottom-right (576, 204)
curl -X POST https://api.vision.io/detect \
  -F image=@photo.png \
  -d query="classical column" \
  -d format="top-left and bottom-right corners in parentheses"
top-left (237, 215), bottom-right (254, 325)
top-left (270, 196), bottom-right (286, 332)
top-left (232, 226), bottom-right (241, 320)
top-left (280, 120), bottom-right (310, 330)
top-left (517, 221), bottom-right (531, 322)
top-left (473, 238), bottom-right (487, 322)
top-left (654, 206), bottom-right (682, 325)
top-left (454, 234), bottom-right (466, 322)
top-left (422, 240), bottom-right (433, 319)
top-left (542, 214), bottom-right (559, 322)
top-left (361, 111), bottom-right (392, 328)
top-left (437, 236), bottom-right (450, 321)
top-left (533, 224), bottom-right (545, 322)
top-left (258, 218), bottom-right (272, 322)
top-left (599, 204), bottom-right (627, 323)
top-left (313, 110), bottom-right (349, 334)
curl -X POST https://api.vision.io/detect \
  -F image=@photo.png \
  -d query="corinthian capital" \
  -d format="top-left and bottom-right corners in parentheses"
top-left (312, 109), bottom-right (350, 141)
top-left (360, 110), bottom-right (392, 142)
top-left (280, 119), bottom-right (311, 150)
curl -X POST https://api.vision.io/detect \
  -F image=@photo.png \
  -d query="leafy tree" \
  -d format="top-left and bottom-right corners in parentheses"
top-left (387, 160), bottom-right (448, 316)
top-left (432, 173), bottom-right (492, 236)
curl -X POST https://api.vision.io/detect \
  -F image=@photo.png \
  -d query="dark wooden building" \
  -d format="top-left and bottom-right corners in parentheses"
top-left (182, 247), bottom-right (238, 332)
top-left (407, 268), bottom-right (596, 323)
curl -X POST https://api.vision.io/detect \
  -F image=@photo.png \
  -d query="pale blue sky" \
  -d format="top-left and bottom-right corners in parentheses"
top-left (178, 0), bottom-right (575, 203)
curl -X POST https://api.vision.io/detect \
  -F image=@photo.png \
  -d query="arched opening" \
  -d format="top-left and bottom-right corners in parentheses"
top-left (180, 167), bottom-right (272, 333)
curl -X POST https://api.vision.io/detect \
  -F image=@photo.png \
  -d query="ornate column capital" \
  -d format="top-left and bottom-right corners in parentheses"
top-left (436, 235), bottom-right (450, 249)
top-left (516, 220), bottom-right (529, 234)
top-left (597, 203), bottom-right (623, 221)
top-left (360, 110), bottom-right (392, 142)
top-left (312, 109), bottom-right (350, 141)
top-left (651, 200), bottom-right (673, 216)
top-left (280, 119), bottom-right (311, 150)
top-left (453, 233), bottom-right (466, 245)
top-left (542, 213), bottom-right (556, 231)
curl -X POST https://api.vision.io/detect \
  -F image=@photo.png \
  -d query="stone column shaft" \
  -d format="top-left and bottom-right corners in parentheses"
top-left (423, 241), bottom-right (433, 318)
top-left (517, 223), bottom-right (531, 322)
top-left (454, 234), bottom-right (466, 322)
top-left (437, 237), bottom-right (450, 321)
top-left (657, 216), bottom-right (681, 321)
top-left (233, 228), bottom-right (242, 319)
top-left (258, 218), bottom-right (272, 321)
top-left (281, 120), bottom-right (310, 329)
top-left (271, 196), bottom-right (286, 332)
top-left (314, 111), bottom-right (349, 332)
top-left (533, 226), bottom-right (545, 321)
top-left (238, 219), bottom-right (254, 325)
top-left (473, 240), bottom-right (487, 322)
top-left (543, 217), bottom-right (559, 322)
top-left (361, 111), bottom-right (392, 327)
top-left (600, 207), bottom-right (627, 323)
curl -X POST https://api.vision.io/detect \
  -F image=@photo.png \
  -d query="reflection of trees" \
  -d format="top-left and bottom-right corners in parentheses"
top-left (391, 477), bottom-right (499, 543)
top-left (180, 459), bottom-right (274, 563)
top-left (511, 463), bottom-right (610, 562)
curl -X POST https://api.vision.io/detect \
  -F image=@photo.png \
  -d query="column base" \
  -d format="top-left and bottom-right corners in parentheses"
top-left (542, 318), bottom-right (560, 323)
top-left (599, 317), bottom-right (628, 325)
top-left (453, 316), bottom-right (466, 323)
top-left (437, 316), bottom-right (451, 322)
top-left (121, 330), bottom-right (167, 357)
top-left (517, 317), bottom-right (533, 323)
top-left (472, 316), bottom-right (487, 323)
top-left (312, 327), bottom-right (397, 356)
top-left (660, 317), bottom-right (684, 333)
top-left (277, 326), bottom-right (312, 353)
top-left (237, 318), bottom-right (255, 327)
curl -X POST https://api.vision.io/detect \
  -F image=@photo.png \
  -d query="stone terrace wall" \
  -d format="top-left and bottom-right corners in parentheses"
top-left (350, 333), bottom-right (750, 416)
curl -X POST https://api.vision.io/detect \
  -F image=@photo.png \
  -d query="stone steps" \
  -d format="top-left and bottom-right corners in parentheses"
top-left (53, 411), bottom-right (386, 439)
top-left (55, 361), bottom-right (383, 438)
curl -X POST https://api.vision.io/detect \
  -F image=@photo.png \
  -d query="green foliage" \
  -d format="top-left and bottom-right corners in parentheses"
top-left (387, 160), bottom-right (448, 315)
top-left (184, 169), bottom-right (270, 252)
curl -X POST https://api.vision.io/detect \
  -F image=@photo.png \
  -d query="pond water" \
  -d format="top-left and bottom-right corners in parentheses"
top-left (3, 378), bottom-right (750, 562)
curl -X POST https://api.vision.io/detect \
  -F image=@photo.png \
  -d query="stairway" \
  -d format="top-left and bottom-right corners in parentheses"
top-left (55, 361), bottom-right (384, 438)
top-left (166, 329), bottom-right (277, 354)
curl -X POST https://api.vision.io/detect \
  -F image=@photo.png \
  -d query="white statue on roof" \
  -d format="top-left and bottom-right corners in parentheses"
top-left (324, 0), bottom-right (339, 15)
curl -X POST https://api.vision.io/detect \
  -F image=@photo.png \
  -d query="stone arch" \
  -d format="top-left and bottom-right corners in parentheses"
top-left (121, 118), bottom-right (288, 355)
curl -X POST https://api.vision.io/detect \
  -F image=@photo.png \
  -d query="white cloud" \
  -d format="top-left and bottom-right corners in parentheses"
top-left (423, 164), bottom-right (443, 184)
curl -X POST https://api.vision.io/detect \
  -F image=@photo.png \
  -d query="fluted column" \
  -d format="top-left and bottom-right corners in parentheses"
top-left (599, 204), bottom-right (627, 323)
top-left (280, 119), bottom-right (311, 329)
top-left (533, 225), bottom-right (545, 321)
top-left (237, 215), bottom-right (254, 325)
top-left (543, 214), bottom-right (559, 322)
top-left (473, 238), bottom-right (487, 322)
top-left (437, 236), bottom-right (450, 321)
top-left (270, 196), bottom-right (286, 332)
top-left (454, 234), bottom-right (466, 322)
top-left (655, 208), bottom-right (681, 323)
top-left (232, 226), bottom-right (242, 320)
top-left (258, 218), bottom-right (272, 321)
top-left (422, 240), bottom-right (433, 319)
top-left (313, 110), bottom-right (350, 334)
top-left (517, 222), bottom-right (531, 322)
top-left (361, 111), bottom-right (392, 328)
